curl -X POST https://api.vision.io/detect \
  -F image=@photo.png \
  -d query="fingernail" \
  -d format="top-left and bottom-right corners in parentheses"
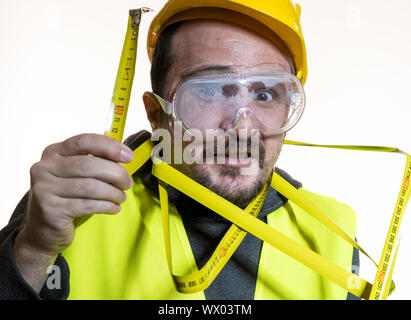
top-left (127, 177), bottom-right (134, 189)
top-left (121, 191), bottom-right (128, 203)
top-left (120, 149), bottom-right (134, 163)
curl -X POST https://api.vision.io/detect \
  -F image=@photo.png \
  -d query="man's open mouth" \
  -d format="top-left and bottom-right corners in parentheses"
top-left (201, 136), bottom-right (263, 168)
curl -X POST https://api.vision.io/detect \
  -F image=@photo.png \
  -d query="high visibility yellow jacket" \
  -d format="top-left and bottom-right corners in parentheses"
top-left (62, 174), bottom-right (357, 300)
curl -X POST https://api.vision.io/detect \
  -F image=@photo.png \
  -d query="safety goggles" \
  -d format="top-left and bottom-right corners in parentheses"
top-left (153, 65), bottom-right (306, 136)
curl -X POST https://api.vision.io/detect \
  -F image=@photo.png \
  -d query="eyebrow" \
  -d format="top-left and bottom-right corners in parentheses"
top-left (181, 65), bottom-right (232, 80)
top-left (248, 81), bottom-right (287, 93)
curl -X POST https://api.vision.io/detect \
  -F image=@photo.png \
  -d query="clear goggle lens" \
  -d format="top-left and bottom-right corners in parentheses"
top-left (155, 67), bottom-right (305, 136)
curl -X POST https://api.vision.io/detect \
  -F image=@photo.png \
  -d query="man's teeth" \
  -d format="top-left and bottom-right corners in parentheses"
top-left (222, 150), bottom-right (251, 158)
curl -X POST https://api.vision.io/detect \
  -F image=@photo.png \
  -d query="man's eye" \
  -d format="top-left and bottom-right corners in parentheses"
top-left (255, 89), bottom-right (277, 102)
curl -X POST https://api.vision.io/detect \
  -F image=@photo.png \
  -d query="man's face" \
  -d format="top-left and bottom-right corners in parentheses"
top-left (157, 20), bottom-right (291, 208)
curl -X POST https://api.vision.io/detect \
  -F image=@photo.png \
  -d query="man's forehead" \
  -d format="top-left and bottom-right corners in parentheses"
top-left (179, 64), bottom-right (291, 81)
top-left (165, 19), bottom-right (292, 97)
top-left (182, 65), bottom-right (232, 79)
top-left (172, 20), bottom-right (290, 63)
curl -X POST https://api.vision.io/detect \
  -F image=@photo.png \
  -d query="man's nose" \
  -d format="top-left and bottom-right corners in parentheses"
top-left (232, 107), bottom-right (256, 138)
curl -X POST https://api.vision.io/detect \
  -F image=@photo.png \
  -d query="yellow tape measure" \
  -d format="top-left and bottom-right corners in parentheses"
top-left (122, 140), bottom-right (409, 300)
top-left (373, 155), bottom-right (411, 299)
top-left (103, 8), bottom-right (410, 300)
top-left (159, 176), bottom-right (271, 293)
top-left (282, 140), bottom-right (411, 300)
top-left (104, 8), bottom-right (152, 141)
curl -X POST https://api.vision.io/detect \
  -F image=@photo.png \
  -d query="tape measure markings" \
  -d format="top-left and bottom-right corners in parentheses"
top-left (370, 155), bottom-right (411, 299)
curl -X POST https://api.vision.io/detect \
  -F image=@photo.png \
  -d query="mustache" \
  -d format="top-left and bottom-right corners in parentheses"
top-left (201, 135), bottom-right (266, 167)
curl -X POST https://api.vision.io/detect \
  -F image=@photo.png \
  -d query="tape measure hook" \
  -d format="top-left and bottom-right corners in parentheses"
top-left (141, 7), bottom-right (154, 14)
top-left (129, 7), bottom-right (154, 28)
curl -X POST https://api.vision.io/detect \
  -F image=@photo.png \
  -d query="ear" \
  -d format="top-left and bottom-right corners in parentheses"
top-left (143, 91), bottom-right (161, 130)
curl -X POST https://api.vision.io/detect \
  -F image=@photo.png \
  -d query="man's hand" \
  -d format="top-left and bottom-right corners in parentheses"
top-left (13, 133), bottom-right (135, 293)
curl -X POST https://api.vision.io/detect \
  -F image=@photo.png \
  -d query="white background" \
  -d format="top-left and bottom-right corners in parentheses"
top-left (1, 0), bottom-right (410, 299)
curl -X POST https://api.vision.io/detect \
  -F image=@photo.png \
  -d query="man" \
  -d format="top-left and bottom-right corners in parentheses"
top-left (0, 0), bottom-right (359, 299)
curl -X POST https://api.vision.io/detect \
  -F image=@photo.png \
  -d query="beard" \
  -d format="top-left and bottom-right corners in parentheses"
top-left (173, 136), bottom-right (283, 209)
top-left (186, 165), bottom-right (268, 209)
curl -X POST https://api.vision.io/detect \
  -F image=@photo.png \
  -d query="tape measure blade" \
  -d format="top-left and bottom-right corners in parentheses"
top-left (152, 160), bottom-right (372, 298)
top-left (106, 11), bottom-right (142, 142)
top-left (171, 182), bottom-right (269, 293)
top-left (369, 154), bottom-right (411, 299)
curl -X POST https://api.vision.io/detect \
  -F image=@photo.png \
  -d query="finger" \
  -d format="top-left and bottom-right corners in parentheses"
top-left (48, 155), bottom-right (133, 190)
top-left (60, 198), bottom-right (122, 218)
top-left (53, 134), bottom-right (134, 163)
top-left (53, 177), bottom-right (128, 205)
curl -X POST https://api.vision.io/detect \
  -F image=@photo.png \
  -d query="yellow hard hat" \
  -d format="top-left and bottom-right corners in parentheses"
top-left (147, 0), bottom-right (308, 84)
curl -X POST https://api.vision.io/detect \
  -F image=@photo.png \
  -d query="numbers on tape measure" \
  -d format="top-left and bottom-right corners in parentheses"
top-left (114, 105), bottom-right (124, 115)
